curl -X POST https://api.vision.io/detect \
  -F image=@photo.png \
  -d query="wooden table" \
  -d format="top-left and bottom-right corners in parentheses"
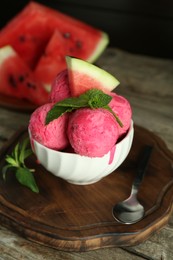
top-left (0, 48), bottom-right (173, 259)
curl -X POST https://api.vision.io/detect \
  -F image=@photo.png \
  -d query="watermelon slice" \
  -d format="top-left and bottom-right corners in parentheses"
top-left (0, 45), bottom-right (48, 105)
top-left (0, 1), bottom-right (109, 69)
top-left (36, 29), bottom-right (109, 92)
top-left (34, 30), bottom-right (67, 92)
top-left (66, 56), bottom-right (120, 97)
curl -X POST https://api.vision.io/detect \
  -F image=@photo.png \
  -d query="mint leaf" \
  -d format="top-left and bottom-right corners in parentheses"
top-left (87, 89), bottom-right (112, 108)
top-left (45, 88), bottom-right (123, 127)
top-left (46, 106), bottom-right (75, 124)
top-left (104, 105), bottom-right (123, 127)
top-left (45, 92), bottom-right (90, 124)
top-left (22, 149), bottom-right (33, 161)
top-left (16, 168), bottom-right (39, 193)
top-left (19, 138), bottom-right (32, 164)
top-left (2, 165), bottom-right (14, 180)
top-left (5, 156), bottom-right (19, 167)
top-left (46, 88), bottom-right (116, 125)
top-left (14, 143), bottom-right (20, 165)
top-left (55, 96), bottom-right (89, 108)
top-left (19, 138), bottom-right (29, 164)
top-left (2, 138), bottom-right (39, 193)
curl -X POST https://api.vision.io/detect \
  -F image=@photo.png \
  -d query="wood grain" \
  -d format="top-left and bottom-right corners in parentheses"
top-left (0, 125), bottom-right (173, 252)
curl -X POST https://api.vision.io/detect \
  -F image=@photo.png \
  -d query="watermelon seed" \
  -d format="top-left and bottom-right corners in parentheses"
top-left (76, 41), bottom-right (82, 49)
top-left (19, 35), bottom-right (26, 42)
top-left (9, 75), bottom-right (17, 88)
top-left (18, 75), bottom-right (25, 82)
top-left (63, 32), bottom-right (71, 38)
top-left (26, 82), bottom-right (36, 90)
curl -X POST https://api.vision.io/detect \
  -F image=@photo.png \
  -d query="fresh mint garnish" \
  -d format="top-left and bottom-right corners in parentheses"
top-left (2, 138), bottom-right (39, 193)
top-left (46, 88), bottom-right (123, 126)
top-left (104, 105), bottom-right (123, 127)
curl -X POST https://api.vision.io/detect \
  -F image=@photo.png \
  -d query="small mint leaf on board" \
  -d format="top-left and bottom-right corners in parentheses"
top-left (19, 137), bottom-right (31, 164)
top-left (16, 168), bottom-right (39, 193)
top-left (5, 156), bottom-right (19, 167)
top-left (14, 142), bottom-right (20, 165)
top-left (1, 138), bottom-right (39, 193)
top-left (2, 165), bottom-right (14, 180)
top-left (21, 149), bottom-right (33, 162)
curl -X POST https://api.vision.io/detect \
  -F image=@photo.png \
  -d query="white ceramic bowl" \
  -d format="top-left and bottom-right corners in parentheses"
top-left (29, 120), bottom-right (134, 185)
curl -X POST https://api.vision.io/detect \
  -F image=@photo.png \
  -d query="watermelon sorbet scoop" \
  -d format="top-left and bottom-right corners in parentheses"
top-left (109, 93), bottom-right (132, 137)
top-left (67, 108), bottom-right (120, 157)
top-left (49, 69), bottom-right (71, 103)
top-left (28, 103), bottom-right (69, 150)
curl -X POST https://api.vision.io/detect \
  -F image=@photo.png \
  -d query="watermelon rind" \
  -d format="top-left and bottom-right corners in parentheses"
top-left (0, 44), bottom-right (49, 105)
top-left (86, 32), bottom-right (109, 63)
top-left (66, 56), bottom-right (120, 92)
top-left (0, 45), bottom-right (16, 65)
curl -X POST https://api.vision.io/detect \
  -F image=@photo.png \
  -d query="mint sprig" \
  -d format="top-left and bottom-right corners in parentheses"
top-left (46, 88), bottom-right (123, 126)
top-left (104, 105), bottom-right (123, 127)
top-left (2, 138), bottom-right (39, 193)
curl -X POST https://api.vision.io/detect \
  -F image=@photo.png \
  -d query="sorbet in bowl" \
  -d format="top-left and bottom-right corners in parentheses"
top-left (28, 57), bottom-right (134, 185)
top-left (29, 120), bottom-right (134, 185)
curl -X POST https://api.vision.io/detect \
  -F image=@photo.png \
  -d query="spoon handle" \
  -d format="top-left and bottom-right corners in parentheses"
top-left (132, 145), bottom-right (153, 193)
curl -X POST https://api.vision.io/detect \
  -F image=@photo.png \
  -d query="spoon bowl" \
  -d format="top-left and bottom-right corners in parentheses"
top-left (112, 145), bottom-right (153, 224)
top-left (112, 195), bottom-right (145, 224)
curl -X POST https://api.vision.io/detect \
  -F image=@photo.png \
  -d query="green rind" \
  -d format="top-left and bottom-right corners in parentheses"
top-left (66, 56), bottom-right (120, 91)
top-left (87, 32), bottom-right (109, 63)
top-left (0, 45), bottom-right (16, 66)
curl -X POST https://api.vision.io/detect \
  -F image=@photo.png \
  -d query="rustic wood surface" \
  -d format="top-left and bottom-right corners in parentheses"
top-left (0, 125), bottom-right (173, 252)
top-left (0, 47), bottom-right (173, 259)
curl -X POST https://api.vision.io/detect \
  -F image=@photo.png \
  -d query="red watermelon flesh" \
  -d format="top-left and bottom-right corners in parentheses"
top-left (0, 3), bottom-right (52, 69)
top-left (0, 45), bottom-right (48, 105)
top-left (34, 30), bottom-right (67, 92)
top-left (0, 1), bottom-right (109, 69)
top-left (35, 28), bottom-right (105, 92)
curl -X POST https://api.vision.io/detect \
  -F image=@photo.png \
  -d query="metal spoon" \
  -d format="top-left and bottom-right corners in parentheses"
top-left (112, 145), bottom-right (153, 224)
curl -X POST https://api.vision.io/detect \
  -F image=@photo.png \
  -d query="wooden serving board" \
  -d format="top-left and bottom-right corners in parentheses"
top-left (0, 125), bottom-right (173, 252)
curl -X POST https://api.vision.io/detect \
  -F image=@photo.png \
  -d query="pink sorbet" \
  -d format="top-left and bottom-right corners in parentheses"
top-left (49, 69), bottom-right (71, 103)
top-left (67, 108), bottom-right (119, 157)
top-left (29, 103), bottom-right (69, 150)
top-left (109, 93), bottom-right (132, 137)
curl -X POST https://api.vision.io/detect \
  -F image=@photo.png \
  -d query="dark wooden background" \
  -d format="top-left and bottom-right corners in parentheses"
top-left (1, 0), bottom-right (173, 59)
